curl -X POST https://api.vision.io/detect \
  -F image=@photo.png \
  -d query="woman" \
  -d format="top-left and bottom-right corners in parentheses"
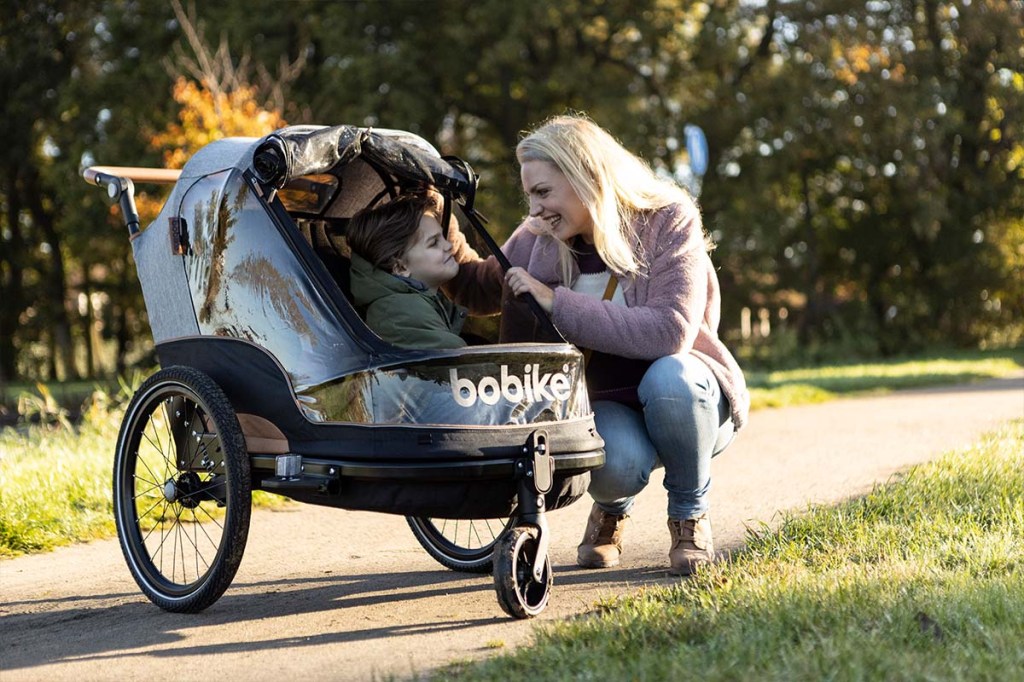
top-left (446, 114), bottom-right (749, 575)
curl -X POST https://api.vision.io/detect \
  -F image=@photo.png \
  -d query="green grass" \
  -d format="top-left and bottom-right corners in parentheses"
top-left (0, 383), bottom-right (290, 558)
top-left (0, 392), bottom-right (118, 556)
top-left (747, 347), bottom-right (1023, 409)
top-left (437, 420), bottom-right (1024, 681)
top-left (0, 378), bottom-right (120, 421)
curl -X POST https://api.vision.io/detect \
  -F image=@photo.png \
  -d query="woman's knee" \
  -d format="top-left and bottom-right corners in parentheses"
top-left (638, 353), bottom-right (720, 408)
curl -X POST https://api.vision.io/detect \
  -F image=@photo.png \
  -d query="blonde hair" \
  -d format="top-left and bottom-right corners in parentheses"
top-left (516, 114), bottom-right (698, 284)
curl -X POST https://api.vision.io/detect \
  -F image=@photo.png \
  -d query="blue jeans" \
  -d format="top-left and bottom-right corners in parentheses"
top-left (588, 353), bottom-right (734, 520)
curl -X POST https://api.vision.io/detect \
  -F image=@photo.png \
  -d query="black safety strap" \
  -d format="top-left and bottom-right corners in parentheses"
top-left (460, 206), bottom-right (564, 342)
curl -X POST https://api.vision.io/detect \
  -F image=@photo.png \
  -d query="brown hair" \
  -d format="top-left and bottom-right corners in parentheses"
top-left (345, 192), bottom-right (440, 272)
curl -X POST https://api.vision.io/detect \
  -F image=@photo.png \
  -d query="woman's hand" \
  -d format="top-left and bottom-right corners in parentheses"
top-left (505, 267), bottom-right (554, 313)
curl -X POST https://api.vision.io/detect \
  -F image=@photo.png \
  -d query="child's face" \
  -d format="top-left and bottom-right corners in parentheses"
top-left (394, 213), bottom-right (459, 292)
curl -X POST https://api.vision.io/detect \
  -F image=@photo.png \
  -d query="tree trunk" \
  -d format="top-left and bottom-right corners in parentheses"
top-left (24, 167), bottom-right (80, 381)
top-left (81, 261), bottom-right (96, 378)
top-left (797, 166), bottom-right (822, 345)
top-left (46, 328), bottom-right (57, 381)
top-left (114, 262), bottom-right (132, 377)
top-left (0, 167), bottom-right (25, 382)
top-left (115, 303), bottom-right (128, 377)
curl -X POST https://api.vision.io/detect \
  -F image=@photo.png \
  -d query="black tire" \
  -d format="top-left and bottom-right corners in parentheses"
top-left (113, 366), bottom-right (251, 613)
top-left (493, 526), bottom-right (552, 619)
top-left (406, 515), bottom-right (515, 573)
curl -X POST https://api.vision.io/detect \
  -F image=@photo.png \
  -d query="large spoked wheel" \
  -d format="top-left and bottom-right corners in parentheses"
top-left (406, 515), bottom-right (515, 573)
top-left (113, 366), bottom-right (251, 613)
top-left (493, 526), bottom-right (552, 619)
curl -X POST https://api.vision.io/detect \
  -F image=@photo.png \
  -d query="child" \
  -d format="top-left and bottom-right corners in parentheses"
top-left (345, 192), bottom-right (467, 349)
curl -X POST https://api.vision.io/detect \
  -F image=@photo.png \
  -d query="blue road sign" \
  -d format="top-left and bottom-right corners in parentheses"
top-left (684, 124), bottom-right (708, 177)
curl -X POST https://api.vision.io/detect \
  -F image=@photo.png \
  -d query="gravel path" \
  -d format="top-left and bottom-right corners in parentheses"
top-left (2, 374), bottom-right (1022, 681)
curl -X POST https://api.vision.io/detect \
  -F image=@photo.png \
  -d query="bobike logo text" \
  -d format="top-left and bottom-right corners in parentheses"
top-left (450, 364), bottom-right (573, 407)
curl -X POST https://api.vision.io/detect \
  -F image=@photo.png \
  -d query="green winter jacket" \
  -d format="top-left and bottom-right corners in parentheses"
top-left (349, 253), bottom-right (467, 349)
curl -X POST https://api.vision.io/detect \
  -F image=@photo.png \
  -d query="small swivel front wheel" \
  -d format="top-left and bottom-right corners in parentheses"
top-left (493, 526), bottom-right (552, 619)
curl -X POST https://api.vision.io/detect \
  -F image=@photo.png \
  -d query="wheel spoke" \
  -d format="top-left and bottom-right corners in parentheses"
top-left (139, 429), bottom-right (169, 483)
top-left (171, 512), bottom-right (181, 584)
top-left (145, 408), bottom-right (176, 488)
top-left (155, 395), bottom-right (174, 458)
top-left (192, 497), bottom-right (225, 530)
top-left (175, 503), bottom-right (189, 583)
top-left (169, 503), bottom-right (182, 584)
top-left (152, 499), bottom-right (175, 566)
top-left (176, 508), bottom-right (204, 555)
top-left (488, 519), bottom-right (507, 540)
top-left (470, 521), bottom-right (483, 549)
top-left (191, 508), bottom-right (201, 578)
top-left (172, 508), bottom-right (195, 583)
top-left (131, 477), bottom-right (162, 499)
top-left (159, 398), bottom-right (176, 464)
top-left (136, 494), bottom-right (168, 525)
top-left (192, 508), bottom-right (219, 565)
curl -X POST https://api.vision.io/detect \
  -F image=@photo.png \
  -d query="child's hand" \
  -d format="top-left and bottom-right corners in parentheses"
top-left (505, 267), bottom-right (554, 313)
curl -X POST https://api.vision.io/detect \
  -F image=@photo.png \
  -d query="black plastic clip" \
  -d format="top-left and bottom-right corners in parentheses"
top-left (170, 216), bottom-right (190, 255)
top-left (526, 429), bottom-right (553, 495)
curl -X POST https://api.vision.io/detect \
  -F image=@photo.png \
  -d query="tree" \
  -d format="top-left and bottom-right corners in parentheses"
top-left (699, 0), bottom-right (1024, 354)
top-left (1, 1), bottom-right (100, 381)
top-left (0, 0), bottom-right (288, 381)
top-left (42, 1), bottom-right (180, 379)
top-left (151, 0), bottom-right (290, 168)
top-left (3, 0), bottom-right (1021, 382)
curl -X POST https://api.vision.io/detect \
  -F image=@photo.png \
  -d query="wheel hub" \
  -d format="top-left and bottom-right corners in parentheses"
top-left (162, 479), bottom-right (177, 502)
top-left (163, 471), bottom-right (203, 508)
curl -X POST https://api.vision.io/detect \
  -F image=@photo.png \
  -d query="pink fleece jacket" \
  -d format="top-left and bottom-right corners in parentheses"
top-left (447, 201), bottom-right (750, 430)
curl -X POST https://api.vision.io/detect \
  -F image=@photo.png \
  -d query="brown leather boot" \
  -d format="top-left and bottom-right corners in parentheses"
top-left (577, 503), bottom-right (628, 568)
top-left (667, 515), bottom-right (714, 576)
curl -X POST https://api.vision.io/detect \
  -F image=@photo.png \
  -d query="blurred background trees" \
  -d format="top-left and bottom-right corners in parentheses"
top-left (2, 0), bottom-right (1022, 383)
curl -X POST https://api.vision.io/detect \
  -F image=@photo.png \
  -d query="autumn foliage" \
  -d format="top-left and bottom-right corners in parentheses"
top-left (151, 76), bottom-right (287, 169)
top-left (130, 76), bottom-right (288, 223)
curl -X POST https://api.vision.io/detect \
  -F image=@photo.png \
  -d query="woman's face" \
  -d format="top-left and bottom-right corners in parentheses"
top-left (520, 160), bottom-right (594, 243)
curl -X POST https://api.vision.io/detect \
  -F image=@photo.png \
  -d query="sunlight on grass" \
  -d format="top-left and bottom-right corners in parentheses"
top-left (0, 392), bottom-right (118, 556)
top-left (438, 421), bottom-right (1024, 681)
top-left (0, 385), bottom-right (290, 557)
top-left (747, 349), bottom-right (1022, 409)
top-left (749, 383), bottom-right (836, 409)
